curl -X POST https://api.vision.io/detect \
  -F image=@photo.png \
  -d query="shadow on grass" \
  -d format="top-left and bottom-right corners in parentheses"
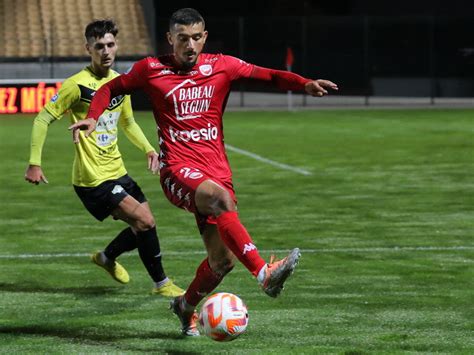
top-left (0, 282), bottom-right (121, 296)
top-left (0, 325), bottom-right (201, 353)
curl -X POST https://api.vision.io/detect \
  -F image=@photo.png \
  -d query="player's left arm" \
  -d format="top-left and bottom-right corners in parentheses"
top-left (250, 66), bottom-right (338, 97)
top-left (223, 55), bottom-right (337, 97)
top-left (119, 97), bottom-right (159, 174)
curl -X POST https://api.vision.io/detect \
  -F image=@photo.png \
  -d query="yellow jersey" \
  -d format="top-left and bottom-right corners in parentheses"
top-left (35, 66), bottom-right (154, 187)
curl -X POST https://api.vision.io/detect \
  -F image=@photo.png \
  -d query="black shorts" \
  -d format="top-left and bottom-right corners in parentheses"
top-left (74, 174), bottom-right (147, 221)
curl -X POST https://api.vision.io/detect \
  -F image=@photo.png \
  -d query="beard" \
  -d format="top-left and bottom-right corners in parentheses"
top-left (181, 59), bottom-right (197, 71)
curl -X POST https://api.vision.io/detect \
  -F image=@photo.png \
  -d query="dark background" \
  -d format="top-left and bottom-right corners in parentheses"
top-left (150, 0), bottom-right (474, 97)
top-left (155, 0), bottom-right (474, 16)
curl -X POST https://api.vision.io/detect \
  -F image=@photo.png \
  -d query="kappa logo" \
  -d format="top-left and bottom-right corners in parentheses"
top-left (242, 243), bottom-right (257, 255)
top-left (159, 69), bottom-right (173, 75)
top-left (205, 57), bottom-right (219, 63)
top-left (111, 185), bottom-right (124, 194)
top-left (199, 64), bottom-right (212, 76)
top-left (149, 61), bottom-right (164, 68)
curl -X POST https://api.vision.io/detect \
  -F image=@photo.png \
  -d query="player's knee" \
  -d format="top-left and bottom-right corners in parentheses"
top-left (209, 254), bottom-right (235, 276)
top-left (209, 190), bottom-right (235, 215)
top-left (134, 213), bottom-right (155, 232)
top-left (197, 182), bottom-right (235, 216)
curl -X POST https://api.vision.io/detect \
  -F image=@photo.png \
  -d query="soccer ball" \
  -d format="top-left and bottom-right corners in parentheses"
top-left (198, 292), bottom-right (249, 342)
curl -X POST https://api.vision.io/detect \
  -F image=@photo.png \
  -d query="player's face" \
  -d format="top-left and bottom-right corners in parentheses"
top-left (167, 22), bottom-right (207, 69)
top-left (86, 33), bottom-right (118, 71)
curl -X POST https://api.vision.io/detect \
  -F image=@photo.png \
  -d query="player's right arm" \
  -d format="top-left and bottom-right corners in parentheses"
top-left (69, 59), bottom-right (149, 143)
top-left (25, 109), bottom-right (55, 184)
top-left (25, 79), bottom-right (80, 185)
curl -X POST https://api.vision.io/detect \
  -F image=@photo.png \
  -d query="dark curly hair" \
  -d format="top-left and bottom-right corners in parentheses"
top-left (84, 19), bottom-right (118, 41)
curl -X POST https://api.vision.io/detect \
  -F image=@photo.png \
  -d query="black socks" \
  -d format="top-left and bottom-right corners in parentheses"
top-left (104, 227), bottom-right (137, 260)
top-left (136, 226), bottom-right (167, 283)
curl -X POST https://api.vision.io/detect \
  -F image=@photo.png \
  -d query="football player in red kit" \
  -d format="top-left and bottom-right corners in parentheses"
top-left (69, 8), bottom-right (338, 336)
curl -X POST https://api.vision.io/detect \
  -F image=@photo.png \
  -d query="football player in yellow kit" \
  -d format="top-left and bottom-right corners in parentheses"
top-left (25, 19), bottom-right (183, 297)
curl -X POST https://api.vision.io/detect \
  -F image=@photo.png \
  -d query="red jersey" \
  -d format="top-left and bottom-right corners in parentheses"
top-left (87, 53), bottom-right (311, 181)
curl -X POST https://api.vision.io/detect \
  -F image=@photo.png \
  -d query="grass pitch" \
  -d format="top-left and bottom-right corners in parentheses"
top-left (0, 109), bottom-right (473, 354)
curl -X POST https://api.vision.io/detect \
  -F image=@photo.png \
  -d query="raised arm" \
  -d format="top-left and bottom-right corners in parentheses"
top-left (250, 66), bottom-right (338, 96)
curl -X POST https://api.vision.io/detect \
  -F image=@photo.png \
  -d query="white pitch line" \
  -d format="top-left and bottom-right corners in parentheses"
top-left (225, 144), bottom-right (312, 176)
top-left (0, 246), bottom-right (472, 259)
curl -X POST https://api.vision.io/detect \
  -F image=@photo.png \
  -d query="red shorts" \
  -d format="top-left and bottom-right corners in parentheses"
top-left (160, 164), bottom-right (237, 233)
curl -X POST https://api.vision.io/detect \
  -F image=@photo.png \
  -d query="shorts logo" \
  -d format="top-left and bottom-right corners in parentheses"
top-left (111, 185), bottom-right (124, 194)
top-left (242, 243), bottom-right (256, 255)
top-left (179, 167), bottom-right (203, 180)
top-left (199, 64), bottom-right (212, 76)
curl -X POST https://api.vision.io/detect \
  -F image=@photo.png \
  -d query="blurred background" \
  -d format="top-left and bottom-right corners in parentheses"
top-left (0, 0), bottom-right (473, 112)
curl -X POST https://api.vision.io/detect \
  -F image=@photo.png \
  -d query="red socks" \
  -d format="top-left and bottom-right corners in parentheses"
top-left (184, 212), bottom-right (266, 306)
top-left (216, 211), bottom-right (266, 277)
top-left (184, 258), bottom-right (223, 306)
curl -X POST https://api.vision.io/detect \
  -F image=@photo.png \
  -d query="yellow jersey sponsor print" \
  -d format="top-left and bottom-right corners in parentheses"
top-left (44, 66), bottom-right (132, 187)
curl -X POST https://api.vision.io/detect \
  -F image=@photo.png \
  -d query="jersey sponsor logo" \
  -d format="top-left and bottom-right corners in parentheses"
top-left (107, 95), bottom-right (125, 110)
top-left (179, 167), bottom-right (204, 179)
top-left (165, 79), bottom-right (215, 120)
top-left (96, 112), bottom-right (120, 132)
top-left (96, 133), bottom-right (117, 146)
top-left (96, 112), bottom-right (120, 146)
top-left (50, 93), bottom-right (59, 103)
top-left (169, 123), bottom-right (218, 143)
top-left (242, 243), bottom-right (257, 255)
top-left (79, 84), bottom-right (124, 110)
top-left (178, 85), bottom-right (215, 101)
top-left (199, 64), bottom-right (213, 76)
